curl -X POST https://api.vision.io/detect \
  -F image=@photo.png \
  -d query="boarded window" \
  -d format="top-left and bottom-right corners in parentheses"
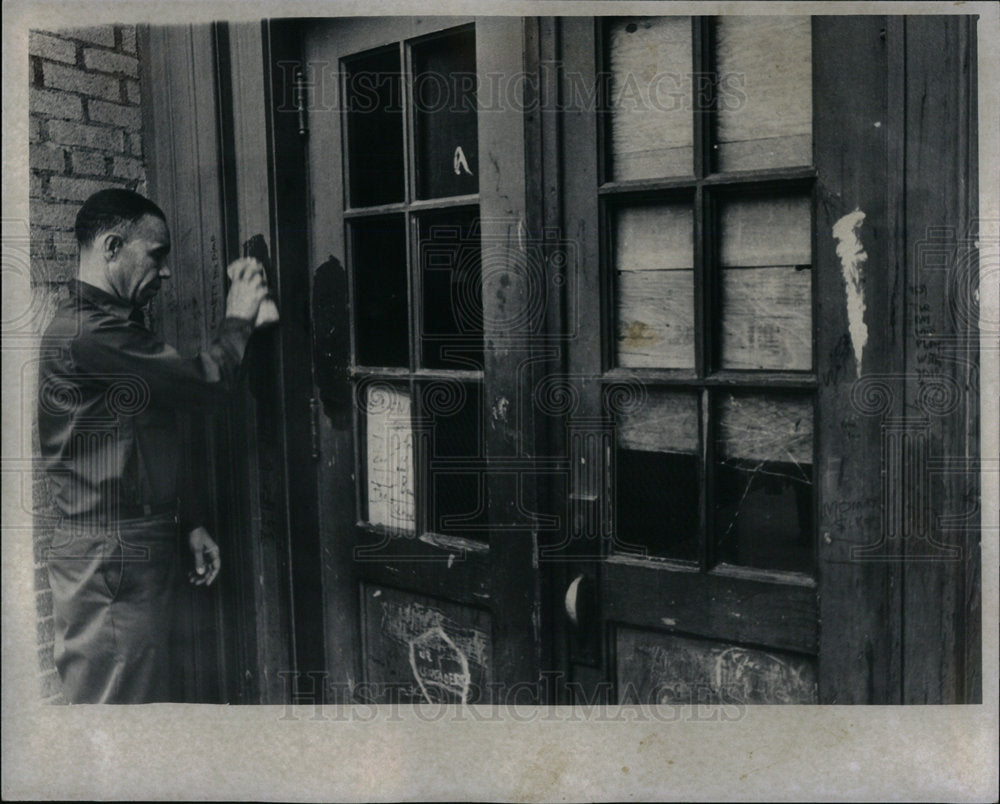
top-left (714, 16), bottom-right (813, 172)
top-left (718, 194), bottom-right (812, 370)
top-left (364, 385), bottom-right (415, 532)
top-left (613, 204), bottom-right (694, 369)
top-left (606, 16), bottom-right (693, 180)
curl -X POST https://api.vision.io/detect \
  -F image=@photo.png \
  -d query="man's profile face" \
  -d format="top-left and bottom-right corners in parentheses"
top-left (111, 214), bottom-right (172, 307)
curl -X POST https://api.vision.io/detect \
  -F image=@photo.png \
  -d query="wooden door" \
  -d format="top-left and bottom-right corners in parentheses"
top-left (553, 15), bottom-right (846, 704)
top-left (303, 17), bottom-right (544, 704)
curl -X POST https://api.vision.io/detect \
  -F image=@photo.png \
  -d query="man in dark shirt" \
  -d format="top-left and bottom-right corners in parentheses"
top-left (38, 188), bottom-right (273, 703)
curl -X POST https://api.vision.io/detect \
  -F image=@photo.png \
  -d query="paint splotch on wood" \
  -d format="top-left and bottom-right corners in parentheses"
top-left (362, 585), bottom-right (492, 703)
top-left (832, 209), bottom-right (869, 378)
top-left (616, 627), bottom-right (817, 704)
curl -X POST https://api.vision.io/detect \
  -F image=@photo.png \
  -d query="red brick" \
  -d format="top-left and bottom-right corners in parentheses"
top-left (36, 590), bottom-right (53, 618)
top-left (40, 669), bottom-right (63, 700)
top-left (120, 26), bottom-right (137, 55)
top-left (47, 119), bottom-right (124, 152)
top-left (29, 117), bottom-right (41, 142)
top-left (71, 150), bottom-right (108, 176)
top-left (128, 133), bottom-right (144, 158)
top-left (30, 200), bottom-right (78, 229)
top-left (30, 174), bottom-right (45, 198)
top-left (28, 31), bottom-right (77, 65)
top-left (30, 144), bottom-right (67, 172)
top-left (29, 88), bottom-right (83, 120)
top-left (84, 48), bottom-right (138, 78)
top-left (125, 79), bottom-right (141, 105)
top-left (42, 62), bottom-right (120, 102)
top-left (48, 175), bottom-right (119, 202)
top-left (88, 98), bottom-right (141, 129)
top-left (31, 251), bottom-right (76, 285)
top-left (30, 226), bottom-right (54, 257)
top-left (37, 645), bottom-right (56, 672)
top-left (37, 616), bottom-right (55, 645)
top-left (58, 26), bottom-right (115, 48)
top-left (34, 566), bottom-right (51, 593)
top-left (112, 156), bottom-right (145, 181)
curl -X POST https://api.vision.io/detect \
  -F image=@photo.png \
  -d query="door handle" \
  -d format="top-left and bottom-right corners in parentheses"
top-left (564, 573), bottom-right (595, 631)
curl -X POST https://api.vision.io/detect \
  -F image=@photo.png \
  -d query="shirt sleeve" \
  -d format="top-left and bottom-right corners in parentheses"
top-left (70, 314), bottom-right (255, 409)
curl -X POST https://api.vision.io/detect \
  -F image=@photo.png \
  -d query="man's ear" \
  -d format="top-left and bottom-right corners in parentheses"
top-left (98, 232), bottom-right (124, 262)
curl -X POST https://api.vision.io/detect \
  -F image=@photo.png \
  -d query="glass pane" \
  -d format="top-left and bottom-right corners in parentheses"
top-left (613, 390), bottom-right (699, 561)
top-left (713, 393), bottom-right (813, 573)
top-left (714, 16), bottom-right (812, 171)
top-left (418, 381), bottom-right (486, 542)
top-left (606, 17), bottom-right (693, 180)
top-left (345, 48), bottom-right (404, 207)
top-left (418, 207), bottom-right (483, 370)
top-left (613, 204), bottom-right (694, 368)
top-left (413, 26), bottom-right (478, 199)
top-left (350, 215), bottom-right (408, 368)
top-left (364, 384), bottom-right (415, 532)
top-left (718, 195), bottom-right (812, 370)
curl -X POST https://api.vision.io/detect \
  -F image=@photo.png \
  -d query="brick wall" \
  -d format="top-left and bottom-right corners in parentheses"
top-left (28, 25), bottom-right (148, 702)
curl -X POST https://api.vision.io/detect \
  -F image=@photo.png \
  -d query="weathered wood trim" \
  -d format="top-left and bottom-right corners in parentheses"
top-left (604, 557), bottom-right (818, 654)
top-left (142, 23), bottom-right (231, 702)
top-left (814, 15), bottom-right (902, 704)
top-left (900, 15), bottom-right (980, 704)
top-left (477, 15), bottom-right (546, 695)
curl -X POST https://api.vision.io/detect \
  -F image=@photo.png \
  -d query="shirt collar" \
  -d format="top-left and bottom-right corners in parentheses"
top-left (71, 280), bottom-right (136, 319)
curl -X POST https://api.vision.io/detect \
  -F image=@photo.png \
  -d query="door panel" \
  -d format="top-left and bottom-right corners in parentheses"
top-left (361, 584), bottom-right (493, 704)
top-left (558, 16), bottom-right (820, 705)
top-left (305, 17), bottom-right (540, 704)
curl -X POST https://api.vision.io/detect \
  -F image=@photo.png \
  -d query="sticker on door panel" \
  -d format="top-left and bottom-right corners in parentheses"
top-left (362, 585), bottom-right (493, 703)
top-left (616, 628), bottom-right (817, 704)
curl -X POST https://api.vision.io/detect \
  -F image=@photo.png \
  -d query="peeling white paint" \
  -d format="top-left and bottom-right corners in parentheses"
top-left (833, 209), bottom-right (869, 377)
top-left (660, 617), bottom-right (677, 627)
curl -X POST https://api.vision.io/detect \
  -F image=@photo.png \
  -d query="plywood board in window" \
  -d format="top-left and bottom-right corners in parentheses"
top-left (715, 16), bottom-right (812, 171)
top-left (615, 204), bottom-right (693, 271)
top-left (616, 391), bottom-right (699, 453)
top-left (365, 385), bottom-right (415, 531)
top-left (615, 270), bottom-right (695, 368)
top-left (716, 393), bottom-right (812, 465)
top-left (607, 16), bottom-right (693, 180)
top-left (719, 195), bottom-right (811, 268)
top-left (720, 265), bottom-right (812, 370)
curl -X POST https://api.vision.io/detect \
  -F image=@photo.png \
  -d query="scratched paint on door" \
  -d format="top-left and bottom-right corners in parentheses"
top-left (362, 585), bottom-right (492, 703)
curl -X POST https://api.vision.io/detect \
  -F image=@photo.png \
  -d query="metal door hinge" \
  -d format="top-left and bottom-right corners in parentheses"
top-left (309, 396), bottom-right (322, 460)
top-left (294, 68), bottom-right (308, 137)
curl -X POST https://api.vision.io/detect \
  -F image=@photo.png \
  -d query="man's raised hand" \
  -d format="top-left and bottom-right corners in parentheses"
top-left (225, 257), bottom-right (268, 322)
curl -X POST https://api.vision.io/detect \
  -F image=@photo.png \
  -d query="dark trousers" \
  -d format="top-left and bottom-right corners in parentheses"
top-left (47, 512), bottom-right (179, 704)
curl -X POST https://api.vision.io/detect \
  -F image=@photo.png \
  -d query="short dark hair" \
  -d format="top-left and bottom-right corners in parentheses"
top-left (74, 188), bottom-right (166, 249)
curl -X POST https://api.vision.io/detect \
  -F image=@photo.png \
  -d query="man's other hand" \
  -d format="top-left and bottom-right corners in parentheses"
top-left (225, 257), bottom-right (268, 321)
top-left (187, 526), bottom-right (221, 586)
